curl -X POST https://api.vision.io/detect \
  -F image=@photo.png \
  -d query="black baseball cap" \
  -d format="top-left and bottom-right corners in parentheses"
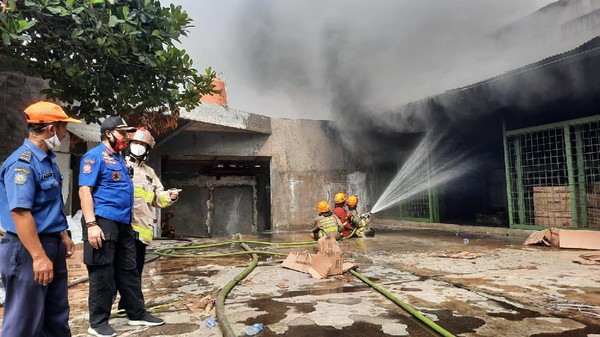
top-left (100, 116), bottom-right (136, 133)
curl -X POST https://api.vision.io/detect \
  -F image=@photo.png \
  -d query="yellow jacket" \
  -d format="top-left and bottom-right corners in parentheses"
top-left (127, 157), bottom-right (176, 245)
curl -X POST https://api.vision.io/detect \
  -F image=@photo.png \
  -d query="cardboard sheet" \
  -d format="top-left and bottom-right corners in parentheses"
top-left (281, 235), bottom-right (352, 278)
top-left (559, 230), bottom-right (600, 250)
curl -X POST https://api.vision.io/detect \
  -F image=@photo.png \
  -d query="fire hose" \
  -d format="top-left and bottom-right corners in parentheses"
top-left (153, 234), bottom-right (456, 337)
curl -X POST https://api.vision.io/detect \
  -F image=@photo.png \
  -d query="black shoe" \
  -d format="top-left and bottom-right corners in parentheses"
top-left (128, 312), bottom-right (165, 327)
top-left (87, 325), bottom-right (117, 337)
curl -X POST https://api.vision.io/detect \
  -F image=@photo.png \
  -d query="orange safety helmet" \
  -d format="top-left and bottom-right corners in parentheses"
top-left (347, 195), bottom-right (358, 207)
top-left (317, 200), bottom-right (330, 213)
top-left (334, 192), bottom-right (347, 204)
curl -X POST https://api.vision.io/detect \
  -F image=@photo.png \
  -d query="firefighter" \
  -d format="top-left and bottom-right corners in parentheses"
top-left (126, 128), bottom-right (179, 276)
top-left (333, 192), bottom-right (352, 237)
top-left (310, 200), bottom-right (343, 240)
top-left (346, 195), bottom-right (375, 238)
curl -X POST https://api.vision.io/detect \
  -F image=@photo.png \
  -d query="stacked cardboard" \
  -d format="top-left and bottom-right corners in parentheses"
top-left (533, 186), bottom-right (573, 227)
top-left (587, 183), bottom-right (600, 229)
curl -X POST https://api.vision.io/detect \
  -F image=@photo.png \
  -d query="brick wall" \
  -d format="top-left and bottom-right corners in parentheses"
top-left (0, 56), bottom-right (46, 163)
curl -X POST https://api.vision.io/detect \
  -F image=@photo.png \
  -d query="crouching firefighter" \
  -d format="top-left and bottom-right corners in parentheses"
top-left (310, 200), bottom-right (343, 240)
top-left (346, 195), bottom-right (375, 238)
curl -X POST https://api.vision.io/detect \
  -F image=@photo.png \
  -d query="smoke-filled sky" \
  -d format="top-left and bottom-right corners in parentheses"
top-left (164, 1), bottom-right (557, 120)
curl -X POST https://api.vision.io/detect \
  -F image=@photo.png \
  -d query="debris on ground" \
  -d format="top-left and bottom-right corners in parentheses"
top-left (281, 235), bottom-right (356, 278)
top-left (524, 228), bottom-right (600, 250)
top-left (276, 281), bottom-right (289, 289)
top-left (429, 251), bottom-right (483, 259)
top-left (573, 254), bottom-right (600, 265)
top-left (523, 228), bottom-right (560, 247)
top-left (186, 294), bottom-right (216, 313)
top-left (507, 264), bottom-right (538, 270)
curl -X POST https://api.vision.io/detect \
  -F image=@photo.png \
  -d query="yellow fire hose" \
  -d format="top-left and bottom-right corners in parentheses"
top-left (154, 234), bottom-right (456, 337)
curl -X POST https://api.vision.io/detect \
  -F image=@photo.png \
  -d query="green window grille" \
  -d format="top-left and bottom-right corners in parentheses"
top-left (504, 116), bottom-right (600, 230)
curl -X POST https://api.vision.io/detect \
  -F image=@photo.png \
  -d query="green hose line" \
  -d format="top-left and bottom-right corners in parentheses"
top-left (154, 237), bottom-right (317, 258)
top-left (349, 269), bottom-right (456, 337)
top-left (215, 241), bottom-right (259, 337)
top-left (155, 234), bottom-right (455, 336)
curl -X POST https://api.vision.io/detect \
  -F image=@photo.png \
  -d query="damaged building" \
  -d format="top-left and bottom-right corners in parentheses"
top-left (2, 0), bottom-right (600, 236)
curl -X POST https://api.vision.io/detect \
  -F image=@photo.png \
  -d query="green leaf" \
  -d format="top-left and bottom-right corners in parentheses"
top-left (2, 32), bottom-right (11, 46)
top-left (16, 20), bottom-right (36, 33)
top-left (46, 7), bottom-right (64, 15)
top-left (96, 36), bottom-right (106, 45)
top-left (122, 6), bottom-right (129, 19)
top-left (108, 15), bottom-right (120, 27)
top-left (151, 29), bottom-right (161, 37)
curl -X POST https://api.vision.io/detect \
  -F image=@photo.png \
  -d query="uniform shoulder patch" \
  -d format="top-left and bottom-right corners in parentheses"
top-left (18, 150), bottom-right (31, 163)
top-left (14, 172), bottom-right (28, 185)
top-left (82, 164), bottom-right (93, 174)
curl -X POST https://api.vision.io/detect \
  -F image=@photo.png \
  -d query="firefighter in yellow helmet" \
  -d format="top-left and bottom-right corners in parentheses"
top-left (333, 192), bottom-right (353, 237)
top-left (346, 195), bottom-right (375, 238)
top-left (310, 200), bottom-right (343, 240)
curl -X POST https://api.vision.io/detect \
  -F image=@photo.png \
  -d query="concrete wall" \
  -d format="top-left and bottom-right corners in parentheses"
top-left (157, 118), bottom-right (369, 232)
top-left (267, 118), bottom-right (350, 228)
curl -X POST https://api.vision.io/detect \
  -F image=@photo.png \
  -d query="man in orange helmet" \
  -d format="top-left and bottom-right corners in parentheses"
top-left (333, 192), bottom-right (352, 238)
top-left (346, 195), bottom-right (375, 238)
top-left (310, 200), bottom-right (342, 240)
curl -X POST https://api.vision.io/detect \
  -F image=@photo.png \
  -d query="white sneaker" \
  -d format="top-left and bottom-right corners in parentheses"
top-left (87, 325), bottom-right (117, 337)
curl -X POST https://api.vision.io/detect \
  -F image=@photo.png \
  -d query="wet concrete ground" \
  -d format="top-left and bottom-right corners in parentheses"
top-left (2, 220), bottom-right (600, 336)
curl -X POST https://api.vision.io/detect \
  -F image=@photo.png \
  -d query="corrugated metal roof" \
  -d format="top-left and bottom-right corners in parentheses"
top-left (179, 103), bottom-right (271, 134)
top-left (67, 122), bottom-right (100, 142)
top-left (67, 103), bottom-right (272, 142)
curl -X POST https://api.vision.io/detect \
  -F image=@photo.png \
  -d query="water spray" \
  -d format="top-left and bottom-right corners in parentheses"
top-left (371, 131), bottom-right (475, 214)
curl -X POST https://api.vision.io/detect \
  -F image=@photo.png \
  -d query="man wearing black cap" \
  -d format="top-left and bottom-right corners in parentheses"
top-left (79, 116), bottom-right (164, 337)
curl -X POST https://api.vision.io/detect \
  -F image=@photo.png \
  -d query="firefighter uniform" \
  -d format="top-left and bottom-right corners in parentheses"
top-left (311, 213), bottom-right (343, 240)
top-left (0, 139), bottom-right (70, 337)
top-left (128, 156), bottom-right (176, 274)
top-left (347, 208), bottom-right (370, 237)
top-left (79, 143), bottom-right (147, 329)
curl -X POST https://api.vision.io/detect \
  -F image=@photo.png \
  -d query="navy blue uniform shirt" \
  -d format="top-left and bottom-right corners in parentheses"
top-left (0, 139), bottom-right (67, 234)
top-left (78, 143), bottom-right (133, 224)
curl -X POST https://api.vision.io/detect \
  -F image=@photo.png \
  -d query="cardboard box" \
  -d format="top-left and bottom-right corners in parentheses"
top-left (533, 192), bottom-right (572, 212)
top-left (67, 243), bottom-right (87, 279)
top-left (281, 235), bottom-right (352, 279)
top-left (559, 229), bottom-right (600, 250)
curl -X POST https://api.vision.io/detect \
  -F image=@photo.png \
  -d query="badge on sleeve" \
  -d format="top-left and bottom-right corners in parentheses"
top-left (14, 172), bottom-right (28, 185)
top-left (82, 164), bottom-right (93, 174)
top-left (112, 171), bottom-right (121, 181)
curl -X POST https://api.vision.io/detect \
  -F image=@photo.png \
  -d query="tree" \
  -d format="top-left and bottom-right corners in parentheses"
top-left (0, 0), bottom-right (215, 132)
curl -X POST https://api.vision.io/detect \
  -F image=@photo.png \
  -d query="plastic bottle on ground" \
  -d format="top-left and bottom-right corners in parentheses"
top-left (205, 317), bottom-right (217, 329)
top-left (243, 323), bottom-right (264, 335)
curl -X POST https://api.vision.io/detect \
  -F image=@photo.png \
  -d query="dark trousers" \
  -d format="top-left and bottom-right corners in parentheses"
top-left (82, 216), bottom-right (146, 328)
top-left (135, 239), bottom-right (147, 277)
top-left (0, 232), bottom-right (70, 337)
top-left (117, 239), bottom-right (147, 311)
